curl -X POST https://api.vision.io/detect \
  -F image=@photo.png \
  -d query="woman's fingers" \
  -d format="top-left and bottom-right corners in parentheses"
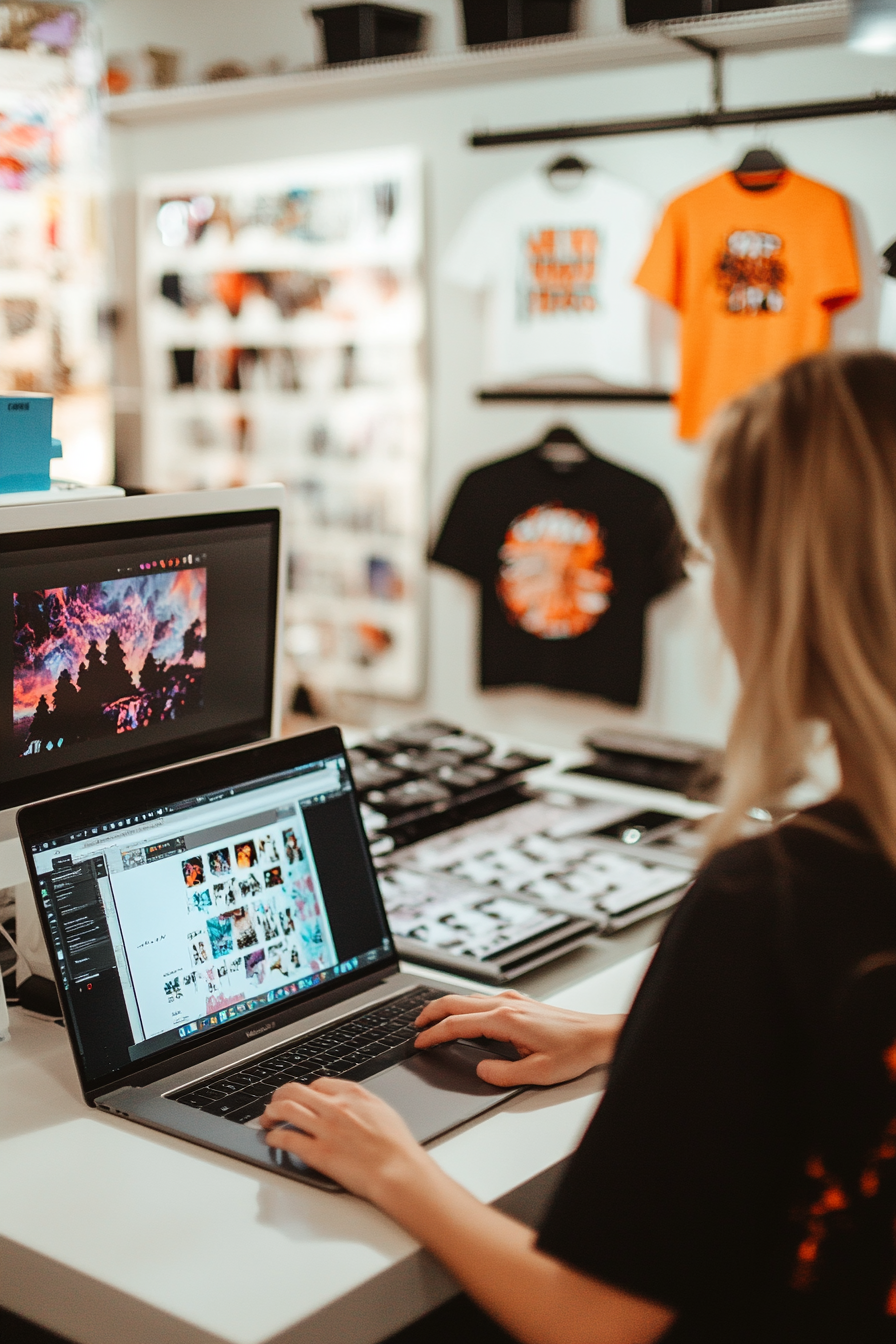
top-left (265, 1119), bottom-right (318, 1160)
top-left (475, 1054), bottom-right (552, 1087)
top-left (261, 1094), bottom-right (322, 1135)
top-left (261, 1077), bottom-right (354, 1129)
top-left (414, 1008), bottom-right (519, 1050)
top-left (414, 993), bottom-right (496, 1028)
top-left (260, 1075), bottom-right (425, 1200)
top-left (309, 1075), bottom-right (366, 1099)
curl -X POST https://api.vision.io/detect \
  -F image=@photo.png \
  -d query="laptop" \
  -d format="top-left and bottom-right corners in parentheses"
top-left (17, 727), bottom-right (525, 1191)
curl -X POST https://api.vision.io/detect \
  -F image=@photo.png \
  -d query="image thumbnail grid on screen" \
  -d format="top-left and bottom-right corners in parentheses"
top-left (13, 569), bottom-right (207, 760)
top-left (113, 810), bottom-right (337, 1040)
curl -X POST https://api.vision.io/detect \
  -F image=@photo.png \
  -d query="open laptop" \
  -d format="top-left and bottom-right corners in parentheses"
top-left (17, 727), bottom-right (525, 1190)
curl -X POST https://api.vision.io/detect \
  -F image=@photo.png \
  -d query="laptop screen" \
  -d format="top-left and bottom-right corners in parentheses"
top-left (25, 736), bottom-right (395, 1089)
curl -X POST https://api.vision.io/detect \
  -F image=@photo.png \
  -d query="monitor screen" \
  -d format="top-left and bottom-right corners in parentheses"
top-left (23, 733), bottom-right (395, 1091)
top-left (4, 507), bottom-right (280, 809)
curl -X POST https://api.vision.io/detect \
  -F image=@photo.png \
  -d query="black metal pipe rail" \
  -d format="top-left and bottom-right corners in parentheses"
top-left (477, 387), bottom-right (672, 402)
top-left (469, 91), bottom-right (896, 147)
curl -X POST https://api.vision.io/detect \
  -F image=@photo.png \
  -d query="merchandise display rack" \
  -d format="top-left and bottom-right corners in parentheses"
top-left (470, 10), bottom-right (895, 147)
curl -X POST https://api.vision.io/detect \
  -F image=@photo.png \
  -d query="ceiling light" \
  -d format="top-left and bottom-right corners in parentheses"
top-left (848, 0), bottom-right (896, 53)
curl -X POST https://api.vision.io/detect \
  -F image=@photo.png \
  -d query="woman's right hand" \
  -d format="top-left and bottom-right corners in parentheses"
top-left (413, 990), bottom-right (625, 1087)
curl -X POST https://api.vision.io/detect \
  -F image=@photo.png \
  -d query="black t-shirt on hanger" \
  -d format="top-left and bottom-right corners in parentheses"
top-left (537, 801), bottom-right (896, 1343)
top-left (430, 446), bottom-right (687, 706)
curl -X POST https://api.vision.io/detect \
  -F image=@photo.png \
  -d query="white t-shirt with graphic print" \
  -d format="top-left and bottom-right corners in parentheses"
top-left (442, 169), bottom-right (656, 387)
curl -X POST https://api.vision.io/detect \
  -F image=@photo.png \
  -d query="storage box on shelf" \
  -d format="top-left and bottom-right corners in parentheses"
top-left (311, 4), bottom-right (429, 64)
top-left (624, 0), bottom-right (775, 27)
top-left (460, 0), bottom-right (578, 45)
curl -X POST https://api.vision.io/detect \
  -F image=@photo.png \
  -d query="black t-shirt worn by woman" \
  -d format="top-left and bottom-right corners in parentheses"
top-left (537, 802), bottom-right (896, 1343)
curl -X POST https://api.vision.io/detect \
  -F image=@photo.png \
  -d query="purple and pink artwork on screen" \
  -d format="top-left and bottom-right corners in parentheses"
top-left (13, 569), bottom-right (207, 759)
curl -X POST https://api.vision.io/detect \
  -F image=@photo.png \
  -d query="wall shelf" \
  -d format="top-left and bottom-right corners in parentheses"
top-left (104, 3), bottom-right (849, 127)
top-left (650, 0), bottom-right (848, 53)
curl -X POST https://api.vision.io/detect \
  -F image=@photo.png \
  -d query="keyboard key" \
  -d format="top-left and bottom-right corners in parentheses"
top-left (175, 1092), bottom-right (208, 1108)
top-left (230, 1099), bottom-right (267, 1124)
top-left (242, 1082), bottom-right (274, 1099)
top-left (205, 1092), bottom-right (256, 1117)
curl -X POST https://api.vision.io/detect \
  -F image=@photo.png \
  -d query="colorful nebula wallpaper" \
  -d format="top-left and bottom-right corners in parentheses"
top-left (13, 569), bottom-right (207, 758)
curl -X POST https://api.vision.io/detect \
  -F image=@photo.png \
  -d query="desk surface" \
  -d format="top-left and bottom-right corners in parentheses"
top-left (0, 944), bottom-right (652, 1344)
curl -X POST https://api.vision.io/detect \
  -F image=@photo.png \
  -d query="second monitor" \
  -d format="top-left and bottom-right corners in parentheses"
top-left (2, 483), bottom-right (286, 982)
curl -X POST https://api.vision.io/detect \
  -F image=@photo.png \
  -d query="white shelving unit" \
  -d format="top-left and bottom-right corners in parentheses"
top-left (0, 35), bottom-right (112, 487)
top-left (104, 3), bottom-right (851, 127)
top-left (138, 146), bottom-right (427, 703)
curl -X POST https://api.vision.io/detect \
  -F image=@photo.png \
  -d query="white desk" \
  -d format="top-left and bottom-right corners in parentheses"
top-left (0, 948), bottom-right (651, 1344)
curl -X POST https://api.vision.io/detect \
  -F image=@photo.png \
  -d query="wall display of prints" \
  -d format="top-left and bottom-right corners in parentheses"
top-left (0, 2), bottom-right (112, 486)
top-left (138, 146), bottom-right (426, 700)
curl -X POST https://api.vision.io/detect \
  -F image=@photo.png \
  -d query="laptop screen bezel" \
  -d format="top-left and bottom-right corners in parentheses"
top-left (17, 725), bottom-right (400, 1101)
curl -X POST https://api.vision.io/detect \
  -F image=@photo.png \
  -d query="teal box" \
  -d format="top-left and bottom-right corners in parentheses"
top-left (0, 394), bottom-right (63, 492)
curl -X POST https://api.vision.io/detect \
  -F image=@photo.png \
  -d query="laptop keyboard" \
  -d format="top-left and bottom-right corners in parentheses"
top-left (171, 986), bottom-right (445, 1125)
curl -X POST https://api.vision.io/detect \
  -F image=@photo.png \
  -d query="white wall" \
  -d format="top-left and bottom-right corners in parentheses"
top-left (102, 19), bottom-right (896, 749)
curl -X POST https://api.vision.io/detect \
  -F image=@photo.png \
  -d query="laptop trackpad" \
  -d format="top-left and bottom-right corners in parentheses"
top-left (363, 1043), bottom-right (519, 1144)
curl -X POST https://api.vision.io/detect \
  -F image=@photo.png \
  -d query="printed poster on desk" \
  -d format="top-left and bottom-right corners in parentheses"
top-left (138, 147), bottom-right (426, 700)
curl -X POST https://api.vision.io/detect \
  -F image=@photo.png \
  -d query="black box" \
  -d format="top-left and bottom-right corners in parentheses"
top-left (460, 0), bottom-right (577, 46)
top-left (577, 728), bottom-right (723, 801)
top-left (623, 0), bottom-right (773, 25)
top-left (311, 4), bottom-right (427, 63)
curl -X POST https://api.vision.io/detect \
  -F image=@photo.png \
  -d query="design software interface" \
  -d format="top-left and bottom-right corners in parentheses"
top-left (31, 753), bottom-right (393, 1085)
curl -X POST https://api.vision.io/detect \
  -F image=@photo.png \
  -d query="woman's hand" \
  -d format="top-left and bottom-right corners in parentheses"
top-left (261, 1077), bottom-right (430, 1203)
top-left (261, 1073), bottom-right (674, 1344)
top-left (414, 991), bottom-right (625, 1087)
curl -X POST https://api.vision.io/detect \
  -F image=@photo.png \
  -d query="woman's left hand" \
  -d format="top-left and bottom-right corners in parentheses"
top-left (260, 1078), bottom-right (429, 1202)
top-left (261, 1077), bottom-right (676, 1344)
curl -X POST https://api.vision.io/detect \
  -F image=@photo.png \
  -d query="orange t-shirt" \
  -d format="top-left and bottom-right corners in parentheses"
top-left (635, 171), bottom-right (861, 440)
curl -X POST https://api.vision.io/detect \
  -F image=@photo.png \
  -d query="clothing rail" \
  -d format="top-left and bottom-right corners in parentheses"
top-left (477, 387), bottom-right (672, 403)
top-left (468, 91), bottom-right (896, 148)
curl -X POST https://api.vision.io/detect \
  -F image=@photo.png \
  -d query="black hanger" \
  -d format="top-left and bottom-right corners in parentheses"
top-left (546, 154), bottom-right (592, 175)
top-left (545, 154), bottom-right (592, 193)
top-left (535, 424), bottom-right (593, 471)
top-left (733, 147), bottom-right (787, 192)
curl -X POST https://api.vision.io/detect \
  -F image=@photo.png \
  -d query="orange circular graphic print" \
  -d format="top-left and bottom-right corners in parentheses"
top-left (496, 504), bottom-right (613, 640)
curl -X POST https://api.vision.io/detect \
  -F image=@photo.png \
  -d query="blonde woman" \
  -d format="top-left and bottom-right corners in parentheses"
top-left (262, 351), bottom-right (896, 1344)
